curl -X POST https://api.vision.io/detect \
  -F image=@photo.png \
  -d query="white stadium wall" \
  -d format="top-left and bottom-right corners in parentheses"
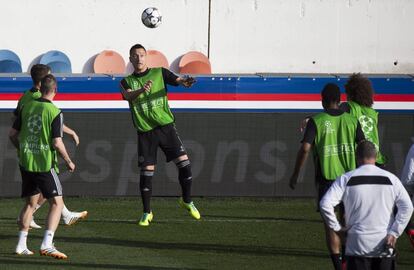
top-left (1, 0), bottom-right (413, 74)
top-left (0, 0), bottom-right (209, 73)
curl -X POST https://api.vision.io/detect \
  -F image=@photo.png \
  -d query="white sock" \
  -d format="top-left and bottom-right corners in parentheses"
top-left (16, 231), bottom-right (28, 251)
top-left (61, 205), bottom-right (71, 218)
top-left (41, 230), bottom-right (55, 249)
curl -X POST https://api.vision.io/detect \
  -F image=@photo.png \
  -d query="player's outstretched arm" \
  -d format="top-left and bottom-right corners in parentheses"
top-left (63, 125), bottom-right (79, 146)
top-left (176, 76), bottom-right (196, 88)
top-left (52, 137), bottom-right (75, 172)
top-left (8, 128), bottom-right (20, 150)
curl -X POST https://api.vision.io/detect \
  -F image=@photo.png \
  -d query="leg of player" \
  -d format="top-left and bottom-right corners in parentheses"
top-left (15, 194), bottom-right (39, 255)
top-left (175, 155), bottom-right (201, 220)
top-left (31, 195), bottom-right (46, 228)
top-left (16, 194), bottom-right (44, 229)
top-left (19, 192), bottom-right (88, 229)
top-left (138, 165), bottom-right (155, 226)
top-left (40, 195), bottom-right (67, 260)
top-left (324, 222), bottom-right (342, 270)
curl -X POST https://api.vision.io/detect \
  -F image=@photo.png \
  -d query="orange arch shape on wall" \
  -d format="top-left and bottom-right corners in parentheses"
top-left (179, 51), bottom-right (210, 68)
top-left (147, 50), bottom-right (169, 69)
top-left (179, 61), bottom-right (212, 75)
top-left (179, 51), bottom-right (211, 74)
top-left (93, 50), bottom-right (126, 74)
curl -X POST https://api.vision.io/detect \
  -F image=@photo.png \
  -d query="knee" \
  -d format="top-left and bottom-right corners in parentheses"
top-left (143, 165), bottom-right (155, 171)
top-left (25, 197), bottom-right (39, 210)
top-left (26, 201), bottom-right (38, 210)
top-left (48, 196), bottom-right (63, 207)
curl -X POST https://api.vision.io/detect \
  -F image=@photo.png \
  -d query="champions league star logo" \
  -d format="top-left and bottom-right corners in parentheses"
top-left (324, 121), bottom-right (335, 134)
top-left (359, 115), bottom-right (374, 134)
top-left (27, 114), bottom-right (42, 134)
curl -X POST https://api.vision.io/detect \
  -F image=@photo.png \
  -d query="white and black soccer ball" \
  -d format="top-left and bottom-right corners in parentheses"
top-left (141, 7), bottom-right (162, 28)
top-left (27, 114), bottom-right (42, 134)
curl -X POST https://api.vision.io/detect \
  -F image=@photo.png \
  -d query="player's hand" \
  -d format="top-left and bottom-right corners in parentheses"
top-left (289, 173), bottom-right (298, 190)
top-left (385, 234), bottom-right (397, 248)
top-left (181, 76), bottom-right (196, 88)
top-left (66, 160), bottom-right (75, 172)
top-left (300, 118), bottom-right (309, 133)
top-left (71, 132), bottom-right (80, 146)
top-left (142, 80), bottom-right (153, 93)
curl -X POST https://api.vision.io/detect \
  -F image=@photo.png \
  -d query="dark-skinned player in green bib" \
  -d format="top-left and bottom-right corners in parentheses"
top-left (289, 83), bottom-right (365, 270)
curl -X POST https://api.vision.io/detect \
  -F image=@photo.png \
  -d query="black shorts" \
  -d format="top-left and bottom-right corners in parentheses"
top-left (20, 167), bottom-right (63, 199)
top-left (137, 123), bottom-right (187, 167)
top-left (317, 178), bottom-right (344, 214)
top-left (347, 256), bottom-right (395, 270)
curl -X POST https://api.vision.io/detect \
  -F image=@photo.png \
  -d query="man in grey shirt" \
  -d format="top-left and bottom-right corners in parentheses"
top-left (320, 141), bottom-right (413, 270)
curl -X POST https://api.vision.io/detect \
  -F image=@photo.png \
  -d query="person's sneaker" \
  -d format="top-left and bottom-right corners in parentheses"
top-left (15, 248), bottom-right (34, 255)
top-left (138, 212), bottom-right (153, 226)
top-left (40, 246), bottom-right (67, 260)
top-left (30, 219), bottom-right (42, 229)
top-left (63, 211), bottom-right (88, 226)
top-left (178, 198), bottom-right (201, 220)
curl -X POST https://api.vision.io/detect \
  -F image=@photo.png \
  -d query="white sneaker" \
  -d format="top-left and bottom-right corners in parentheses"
top-left (40, 245), bottom-right (67, 260)
top-left (15, 248), bottom-right (34, 255)
top-left (30, 219), bottom-right (42, 229)
top-left (63, 211), bottom-right (88, 226)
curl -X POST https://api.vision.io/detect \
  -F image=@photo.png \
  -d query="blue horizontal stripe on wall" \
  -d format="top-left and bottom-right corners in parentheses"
top-left (0, 75), bottom-right (413, 94)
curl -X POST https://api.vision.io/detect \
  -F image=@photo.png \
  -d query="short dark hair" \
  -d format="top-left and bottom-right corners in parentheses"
top-left (30, 64), bottom-right (50, 85)
top-left (129, 44), bottom-right (146, 55)
top-left (356, 140), bottom-right (377, 160)
top-left (344, 73), bottom-right (374, 107)
top-left (321, 83), bottom-right (341, 104)
top-left (40, 74), bottom-right (57, 95)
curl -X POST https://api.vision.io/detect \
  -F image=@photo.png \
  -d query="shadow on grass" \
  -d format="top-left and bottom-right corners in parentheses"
top-left (0, 234), bottom-right (326, 259)
top-left (203, 215), bottom-right (322, 223)
top-left (0, 258), bottom-right (202, 270)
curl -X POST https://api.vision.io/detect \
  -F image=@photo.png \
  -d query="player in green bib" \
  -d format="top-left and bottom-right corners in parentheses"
top-left (341, 73), bottom-right (387, 167)
top-left (120, 44), bottom-right (200, 226)
top-left (289, 83), bottom-right (365, 270)
top-left (9, 75), bottom-right (75, 259)
top-left (13, 64), bottom-right (87, 229)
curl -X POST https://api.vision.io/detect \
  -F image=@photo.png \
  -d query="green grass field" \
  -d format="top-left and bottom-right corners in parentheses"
top-left (0, 197), bottom-right (413, 270)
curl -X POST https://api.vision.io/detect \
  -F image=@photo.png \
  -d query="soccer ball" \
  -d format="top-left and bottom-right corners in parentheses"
top-left (27, 114), bottom-right (42, 134)
top-left (141, 7), bottom-right (162, 28)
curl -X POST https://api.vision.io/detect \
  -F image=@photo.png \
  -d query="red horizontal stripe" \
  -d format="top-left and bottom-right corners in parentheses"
top-left (168, 93), bottom-right (325, 101)
top-left (55, 94), bottom-right (122, 100)
top-left (0, 93), bottom-right (413, 101)
top-left (170, 93), bottom-right (414, 101)
top-left (0, 93), bottom-right (23, 100)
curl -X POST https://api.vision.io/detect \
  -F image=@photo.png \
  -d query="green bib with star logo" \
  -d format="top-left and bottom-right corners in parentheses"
top-left (348, 101), bottom-right (387, 165)
top-left (18, 100), bottom-right (61, 172)
top-left (16, 89), bottom-right (42, 113)
top-left (312, 112), bottom-right (358, 180)
top-left (125, 68), bottom-right (174, 132)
